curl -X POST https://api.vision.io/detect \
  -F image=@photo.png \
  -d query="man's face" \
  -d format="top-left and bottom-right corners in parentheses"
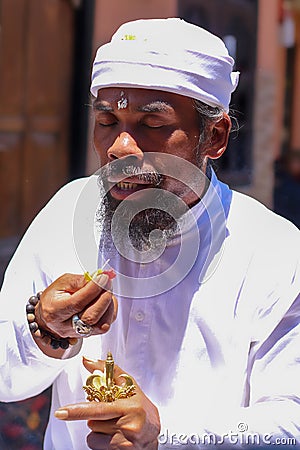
top-left (92, 87), bottom-right (216, 252)
top-left (93, 87), bottom-right (208, 208)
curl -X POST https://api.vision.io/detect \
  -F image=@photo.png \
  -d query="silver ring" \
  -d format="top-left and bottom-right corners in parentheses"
top-left (72, 314), bottom-right (93, 337)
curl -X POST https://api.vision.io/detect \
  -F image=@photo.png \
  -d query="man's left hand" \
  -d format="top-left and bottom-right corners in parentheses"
top-left (54, 358), bottom-right (160, 449)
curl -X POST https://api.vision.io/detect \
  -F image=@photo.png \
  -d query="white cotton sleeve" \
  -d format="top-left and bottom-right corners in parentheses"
top-left (0, 179), bottom-right (87, 401)
top-left (0, 317), bottom-right (80, 402)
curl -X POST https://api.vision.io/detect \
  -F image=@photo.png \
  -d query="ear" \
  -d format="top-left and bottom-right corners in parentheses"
top-left (205, 113), bottom-right (231, 160)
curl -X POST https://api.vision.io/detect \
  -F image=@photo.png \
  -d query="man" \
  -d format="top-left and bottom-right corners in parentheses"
top-left (1, 18), bottom-right (300, 450)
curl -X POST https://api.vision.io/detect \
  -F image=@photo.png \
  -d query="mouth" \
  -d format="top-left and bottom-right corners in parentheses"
top-left (116, 181), bottom-right (138, 190)
top-left (109, 178), bottom-right (154, 200)
top-left (105, 162), bottom-right (162, 200)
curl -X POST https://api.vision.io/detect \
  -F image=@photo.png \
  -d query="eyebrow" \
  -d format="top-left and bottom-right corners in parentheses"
top-left (137, 101), bottom-right (173, 113)
top-left (93, 99), bottom-right (173, 113)
top-left (93, 101), bottom-right (114, 112)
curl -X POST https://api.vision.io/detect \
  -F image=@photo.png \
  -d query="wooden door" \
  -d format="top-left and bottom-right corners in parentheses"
top-left (0, 0), bottom-right (74, 278)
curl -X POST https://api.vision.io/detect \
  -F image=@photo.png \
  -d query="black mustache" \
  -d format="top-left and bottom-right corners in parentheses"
top-left (107, 162), bottom-right (162, 186)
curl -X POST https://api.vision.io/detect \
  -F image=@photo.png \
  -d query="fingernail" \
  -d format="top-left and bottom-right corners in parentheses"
top-left (54, 409), bottom-right (68, 420)
top-left (100, 323), bottom-right (110, 332)
top-left (82, 356), bottom-right (98, 363)
top-left (92, 273), bottom-right (108, 286)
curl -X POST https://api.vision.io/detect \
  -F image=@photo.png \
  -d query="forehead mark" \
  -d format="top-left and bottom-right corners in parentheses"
top-left (117, 91), bottom-right (128, 110)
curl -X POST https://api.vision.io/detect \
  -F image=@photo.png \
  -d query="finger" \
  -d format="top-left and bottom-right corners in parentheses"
top-left (82, 357), bottom-right (105, 374)
top-left (87, 430), bottom-right (131, 450)
top-left (88, 419), bottom-right (118, 434)
top-left (80, 291), bottom-right (113, 327)
top-left (86, 432), bottom-right (112, 450)
top-left (54, 274), bottom-right (110, 314)
top-left (111, 295), bottom-right (118, 323)
top-left (95, 300), bottom-right (115, 333)
top-left (34, 274), bottom-right (88, 330)
top-left (54, 401), bottom-right (124, 421)
top-left (52, 273), bottom-right (88, 294)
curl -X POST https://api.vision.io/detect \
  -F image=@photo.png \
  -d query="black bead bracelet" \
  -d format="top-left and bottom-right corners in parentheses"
top-left (26, 292), bottom-right (78, 350)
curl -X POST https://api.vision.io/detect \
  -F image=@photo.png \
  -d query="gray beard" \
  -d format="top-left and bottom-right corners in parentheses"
top-left (96, 181), bottom-right (184, 254)
top-left (95, 155), bottom-right (207, 256)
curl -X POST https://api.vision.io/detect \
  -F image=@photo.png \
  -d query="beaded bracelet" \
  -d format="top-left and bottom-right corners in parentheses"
top-left (26, 292), bottom-right (78, 350)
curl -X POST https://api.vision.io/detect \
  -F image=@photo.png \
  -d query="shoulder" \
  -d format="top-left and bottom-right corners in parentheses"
top-left (33, 175), bottom-right (99, 222)
top-left (228, 190), bottom-right (300, 246)
top-left (44, 177), bottom-right (93, 208)
top-left (227, 190), bottom-right (300, 293)
top-left (21, 175), bottom-right (100, 246)
top-left (226, 191), bottom-right (300, 335)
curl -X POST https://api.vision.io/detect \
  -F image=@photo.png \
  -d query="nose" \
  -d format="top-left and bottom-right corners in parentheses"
top-left (107, 132), bottom-right (144, 161)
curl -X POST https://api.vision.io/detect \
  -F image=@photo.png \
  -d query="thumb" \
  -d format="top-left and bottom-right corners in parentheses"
top-left (82, 356), bottom-right (127, 376)
top-left (82, 356), bottom-right (105, 374)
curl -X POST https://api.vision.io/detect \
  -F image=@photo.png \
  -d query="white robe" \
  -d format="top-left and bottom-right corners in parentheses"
top-left (1, 171), bottom-right (300, 449)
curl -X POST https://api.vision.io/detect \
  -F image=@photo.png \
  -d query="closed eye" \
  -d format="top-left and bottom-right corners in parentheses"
top-left (142, 116), bottom-right (170, 129)
top-left (98, 121), bottom-right (117, 127)
top-left (143, 123), bottom-right (164, 129)
top-left (95, 113), bottom-right (118, 127)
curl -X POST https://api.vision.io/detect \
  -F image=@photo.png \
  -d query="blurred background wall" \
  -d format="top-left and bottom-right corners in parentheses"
top-left (0, 0), bottom-right (299, 448)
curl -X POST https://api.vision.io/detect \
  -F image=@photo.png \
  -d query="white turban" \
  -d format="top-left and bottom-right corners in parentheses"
top-left (91, 18), bottom-right (239, 112)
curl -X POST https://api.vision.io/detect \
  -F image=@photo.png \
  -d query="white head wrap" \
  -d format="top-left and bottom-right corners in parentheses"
top-left (91, 18), bottom-right (239, 112)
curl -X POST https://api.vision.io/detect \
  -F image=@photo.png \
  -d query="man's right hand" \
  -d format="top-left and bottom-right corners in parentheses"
top-left (32, 272), bottom-right (117, 357)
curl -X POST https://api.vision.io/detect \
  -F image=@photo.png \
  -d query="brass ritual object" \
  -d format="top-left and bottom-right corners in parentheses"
top-left (83, 352), bottom-right (136, 402)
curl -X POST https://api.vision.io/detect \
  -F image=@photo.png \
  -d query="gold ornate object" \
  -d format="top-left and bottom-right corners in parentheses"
top-left (83, 352), bottom-right (136, 402)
